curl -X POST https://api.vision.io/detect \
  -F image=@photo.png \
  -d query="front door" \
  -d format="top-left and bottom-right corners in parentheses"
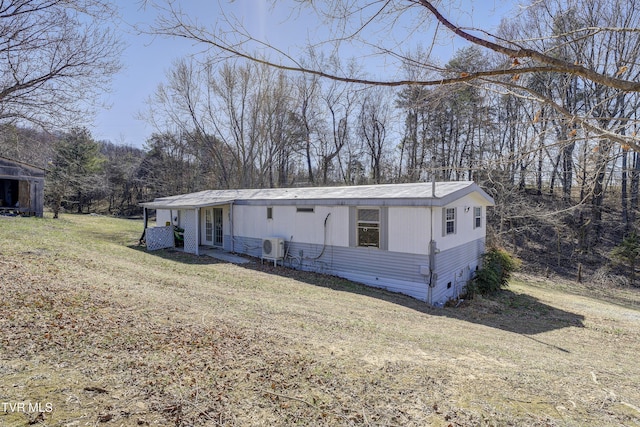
top-left (202, 207), bottom-right (224, 247)
top-left (213, 208), bottom-right (223, 246)
top-left (200, 208), bottom-right (223, 246)
top-left (203, 209), bottom-right (214, 246)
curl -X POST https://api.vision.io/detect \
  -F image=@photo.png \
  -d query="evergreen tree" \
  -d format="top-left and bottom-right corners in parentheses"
top-left (46, 128), bottom-right (104, 218)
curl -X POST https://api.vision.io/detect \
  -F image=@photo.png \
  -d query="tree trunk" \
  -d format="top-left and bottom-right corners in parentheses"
top-left (622, 147), bottom-right (629, 230)
top-left (630, 151), bottom-right (639, 225)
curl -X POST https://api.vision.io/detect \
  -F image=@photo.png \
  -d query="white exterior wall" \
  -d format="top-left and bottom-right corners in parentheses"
top-left (155, 208), bottom-right (183, 229)
top-left (156, 209), bottom-right (171, 227)
top-left (157, 193), bottom-right (488, 260)
top-left (387, 206), bottom-right (431, 255)
top-left (223, 205), bottom-right (231, 236)
top-left (435, 193), bottom-right (489, 252)
top-left (233, 205), bottom-right (349, 247)
top-left (175, 209), bottom-right (186, 228)
top-left (232, 200), bottom-right (487, 256)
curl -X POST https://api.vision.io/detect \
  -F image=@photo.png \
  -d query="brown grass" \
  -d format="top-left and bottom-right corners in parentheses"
top-left (0, 214), bottom-right (639, 426)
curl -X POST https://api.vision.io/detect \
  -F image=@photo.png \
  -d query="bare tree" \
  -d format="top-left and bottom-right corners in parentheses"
top-left (358, 87), bottom-right (391, 184)
top-left (0, 123), bottom-right (55, 166)
top-left (316, 73), bottom-right (359, 185)
top-left (292, 72), bottom-right (322, 185)
top-left (0, 0), bottom-right (123, 129)
top-left (145, 0), bottom-right (640, 152)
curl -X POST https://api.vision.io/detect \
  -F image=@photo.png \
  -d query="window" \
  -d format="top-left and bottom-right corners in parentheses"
top-left (445, 207), bottom-right (456, 235)
top-left (205, 209), bottom-right (213, 241)
top-left (267, 207), bottom-right (273, 220)
top-left (474, 207), bottom-right (482, 229)
top-left (357, 208), bottom-right (380, 247)
top-left (296, 206), bottom-right (314, 213)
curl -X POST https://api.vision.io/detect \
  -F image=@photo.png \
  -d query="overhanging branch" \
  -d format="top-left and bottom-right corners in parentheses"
top-left (416, 0), bottom-right (640, 92)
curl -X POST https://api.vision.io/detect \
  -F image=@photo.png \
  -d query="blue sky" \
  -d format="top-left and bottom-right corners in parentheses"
top-left (93, 0), bottom-right (514, 148)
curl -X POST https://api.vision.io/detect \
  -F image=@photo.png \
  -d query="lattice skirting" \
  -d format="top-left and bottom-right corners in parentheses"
top-left (146, 226), bottom-right (174, 251)
top-left (183, 210), bottom-right (198, 254)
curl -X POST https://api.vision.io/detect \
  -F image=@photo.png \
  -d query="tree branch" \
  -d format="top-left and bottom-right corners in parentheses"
top-left (415, 0), bottom-right (640, 92)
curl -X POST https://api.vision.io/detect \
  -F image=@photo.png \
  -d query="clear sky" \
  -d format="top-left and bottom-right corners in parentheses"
top-left (92, 0), bottom-right (515, 148)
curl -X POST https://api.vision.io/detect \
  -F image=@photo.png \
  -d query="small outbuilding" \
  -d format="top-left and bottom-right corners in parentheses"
top-left (141, 181), bottom-right (494, 305)
top-left (0, 156), bottom-right (45, 217)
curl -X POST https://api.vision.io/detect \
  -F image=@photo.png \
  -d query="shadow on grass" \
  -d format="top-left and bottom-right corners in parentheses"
top-left (129, 244), bottom-right (226, 265)
top-left (132, 245), bottom-right (585, 340)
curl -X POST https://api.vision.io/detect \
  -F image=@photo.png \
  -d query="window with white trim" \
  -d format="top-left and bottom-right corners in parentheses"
top-left (357, 208), bottom-right (380, 247)
top-left (445, 207), bottom-right (456, 235)
top-left (474, 206), bottom-right (482, 228)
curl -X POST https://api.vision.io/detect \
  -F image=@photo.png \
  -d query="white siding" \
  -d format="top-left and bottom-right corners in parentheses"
top-left (232, 200), bottom-right (486, 256)
top-left (176, 209), bottom-right (186, 228)
top-left (154, 208), bottom-right (182, 227)
top-left (156, 209), bottom-right (171, 227)
top-left (222, 205), bottom-right (230, 236)
top-left (431, 237), bottom-right (485, 304)
top-left (387, 207), bottom-right (431, 255)
top-left (233, 205), bottom-right (349, 247)
top-left (232, 235), bottom-right (431, 301)
top-left (435, 193), bottom-right (489, 252)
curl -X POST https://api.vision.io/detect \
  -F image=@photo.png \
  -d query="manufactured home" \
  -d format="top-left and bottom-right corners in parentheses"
top-left (0, 156), bottom-right (45, 217)
top-left (141, 181), bottom-right (494, 305)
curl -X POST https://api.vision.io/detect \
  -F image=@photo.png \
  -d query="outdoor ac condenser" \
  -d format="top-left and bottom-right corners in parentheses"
top-left (262, 237), bottom-right (284, 262)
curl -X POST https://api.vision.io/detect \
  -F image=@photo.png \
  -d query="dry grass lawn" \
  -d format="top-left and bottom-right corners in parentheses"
top-left (1, 214), bottom-right (639, 426)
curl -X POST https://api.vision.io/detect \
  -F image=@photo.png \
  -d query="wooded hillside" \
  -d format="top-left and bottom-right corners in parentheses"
top-left (0, 116), bottom-right (635, 288)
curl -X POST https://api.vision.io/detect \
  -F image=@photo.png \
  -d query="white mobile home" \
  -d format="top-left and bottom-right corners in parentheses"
top-left (141, 182), bottom-right (494, 305)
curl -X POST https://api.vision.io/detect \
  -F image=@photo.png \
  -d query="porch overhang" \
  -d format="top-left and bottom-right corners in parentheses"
top-left (140, 198), bottom-right (236, 210)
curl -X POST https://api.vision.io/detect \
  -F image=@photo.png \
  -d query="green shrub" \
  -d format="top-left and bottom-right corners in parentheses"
top-left (469, 247), bottom-right (521, 296)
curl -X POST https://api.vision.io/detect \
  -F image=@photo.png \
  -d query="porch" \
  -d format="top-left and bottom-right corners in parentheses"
top-left (199, 246), bottom-right (250, 264)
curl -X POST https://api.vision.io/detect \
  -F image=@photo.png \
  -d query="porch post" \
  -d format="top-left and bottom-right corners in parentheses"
top-left (139, 207), bottom-right (148, 245)
top-left (195, 207), bottom-right (200, 256)
top-left (229, 202), bottom-right (234, 252)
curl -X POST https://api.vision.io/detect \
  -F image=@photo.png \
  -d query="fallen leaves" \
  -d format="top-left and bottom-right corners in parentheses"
top-left (2, 216), bottom-right (639, 427)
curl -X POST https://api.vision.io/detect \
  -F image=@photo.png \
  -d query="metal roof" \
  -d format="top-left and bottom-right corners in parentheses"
top-left (0, 156), bottom-right (46, 178)
top-left (140, 181), bottom-right (494, 210)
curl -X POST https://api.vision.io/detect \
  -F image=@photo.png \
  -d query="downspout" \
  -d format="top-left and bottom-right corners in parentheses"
top-left (428, 206), bottom-right (437, 306)
top-left (139, 207), bottom-right (148, 245)
top-left (428, 174), bottom-right (437, 305)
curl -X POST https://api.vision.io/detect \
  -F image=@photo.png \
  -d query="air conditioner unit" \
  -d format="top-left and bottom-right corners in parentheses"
top-left (262, 237), bottom-right (284, 261)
